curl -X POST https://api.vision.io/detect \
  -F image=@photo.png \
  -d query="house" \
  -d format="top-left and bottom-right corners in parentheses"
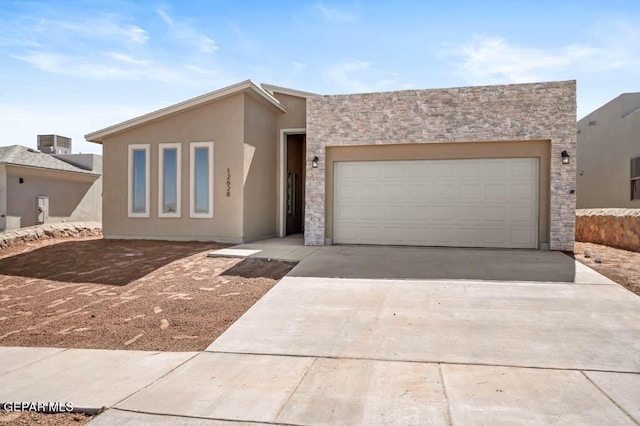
top-left (86, 80), bottom-right (576, 251)
top-left (576, 93), bottom-right (640, 209)
top-left (0, 136), bottom-right (102, 231)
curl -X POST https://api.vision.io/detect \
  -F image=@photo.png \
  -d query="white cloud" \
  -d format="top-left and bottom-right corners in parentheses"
top-left (445, 23), bottom-right (640, 85)
top-left (58, 18), bottom-right (149, 44)
top-left (324, 60), bottom-right (405, 93)
top-left (292, 61), bottom-right (307, 74)
top-left (156, 6), bottom-right (218, 54)
top-left (314, 2), bottom-right (357, 23)
top-left (11, 50), bottom-right (222, 83)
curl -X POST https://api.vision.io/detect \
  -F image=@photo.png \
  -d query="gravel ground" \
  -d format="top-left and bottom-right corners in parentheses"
top-left (0, 410), bottom-right (92, 425)
top-left (574, 242), bottom-right (640, 297)
top-left (0, 237), bottom-right (294, 351)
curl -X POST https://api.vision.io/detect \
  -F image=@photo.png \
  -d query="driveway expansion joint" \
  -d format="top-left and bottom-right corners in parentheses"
top-left (111, 351), bottom-right (200, 408)
top-left (204, 350), bottom-right (640, 376)
top-left (110, 407), bottom-right (301, 425)
top-left (581, 371), bottom-right (640, 425)
top-left (437, 363), bottom-right (453, 426)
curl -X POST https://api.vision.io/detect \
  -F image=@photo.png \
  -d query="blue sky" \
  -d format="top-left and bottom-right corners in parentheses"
top-left (1, 0), bottom-right (639, 154)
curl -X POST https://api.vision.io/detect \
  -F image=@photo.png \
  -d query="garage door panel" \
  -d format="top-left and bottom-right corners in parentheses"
top-left (431, 183), bottom-right (456, 199)
top-left (457, 206), bottom-right (480, 222)
top-left (407, 206), bottom-right (430, 220)
top-left (432, 206), bottom-right (455, 221)
top-left (334, 159), bottom-right (538, 249)
top-left (359, 205), bottom-right (382, 220)
top-left (381, 184), bottom-right (406, 200)
top-left (511, 206), bottom-right (534, 222)
top-left (483, 228), bottom-right (507, 244)
top-left (485, 183), bottom-right (507, 199)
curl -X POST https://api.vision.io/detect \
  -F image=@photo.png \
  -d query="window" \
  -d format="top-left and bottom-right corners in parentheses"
top-left (190, 141), bottom-right (214, 217)
top-left (128, 144), bottom-right (150, 217)
top-left (632, 156), bottom-right (640, 201)
top-left (159, 143), bottom-right (181, 217)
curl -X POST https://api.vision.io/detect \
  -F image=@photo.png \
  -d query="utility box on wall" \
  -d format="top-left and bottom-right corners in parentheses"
top-left (36, 196), bottom-right (49, 225)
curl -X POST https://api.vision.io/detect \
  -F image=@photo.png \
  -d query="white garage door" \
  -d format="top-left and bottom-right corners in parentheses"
top-left (334, 158), bottom-right (538, 248)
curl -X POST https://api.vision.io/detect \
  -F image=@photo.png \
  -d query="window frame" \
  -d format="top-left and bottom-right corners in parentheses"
top-left (189, 141), bottom-right (214, 218)
top-left (158, 142), bottom-right (182, 218)
top-left (127, 144), bottom-right (150, 218)
top-left (631, 155), bottom-right (640, 201)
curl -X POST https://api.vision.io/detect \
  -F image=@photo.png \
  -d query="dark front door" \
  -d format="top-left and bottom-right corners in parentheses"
top-left (286, 134), bottom-right (305, 235)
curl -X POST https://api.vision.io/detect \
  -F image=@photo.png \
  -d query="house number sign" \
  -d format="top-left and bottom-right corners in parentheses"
top-left (226, 168), bottom-right (231, 197)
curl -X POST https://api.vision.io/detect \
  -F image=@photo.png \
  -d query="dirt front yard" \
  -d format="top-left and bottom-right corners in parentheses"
top-left (0, 237), bottom-right (294, 351)
top-left (575, 241), bottom-right (640, 297)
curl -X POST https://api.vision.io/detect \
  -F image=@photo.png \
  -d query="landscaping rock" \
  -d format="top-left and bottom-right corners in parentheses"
top-left (576, 209), bottom-right (640, 252)
top-left (0, 222), bottom-right (102, 249)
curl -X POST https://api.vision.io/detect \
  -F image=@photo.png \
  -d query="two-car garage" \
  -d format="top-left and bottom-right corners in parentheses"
top-left (330, 153), bottom-right (543, 249)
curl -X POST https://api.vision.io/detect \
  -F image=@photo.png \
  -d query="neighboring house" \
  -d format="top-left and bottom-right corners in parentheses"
top-left (86, 80), bottom-right (576, 251)
top-left (0, 139), bottom-right (102, 231)
top-left (576, 93), bottom-right (640, 209)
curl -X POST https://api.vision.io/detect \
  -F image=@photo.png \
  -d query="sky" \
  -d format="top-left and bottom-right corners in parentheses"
top-left (1, 0), bottom-right (639, 155)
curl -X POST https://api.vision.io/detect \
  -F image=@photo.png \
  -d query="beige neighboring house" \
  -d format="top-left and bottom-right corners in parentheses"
top-left (86, 79), bottom-right (576, 251)
top-left (0, 140), bottom-right (102, 231)
top-left (577, 93), bottom-right (640, 209)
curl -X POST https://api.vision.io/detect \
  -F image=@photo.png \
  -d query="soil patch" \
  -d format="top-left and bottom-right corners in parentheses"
top-left (0, 237), bottom-right (295, 351)
top-left (574, 242), bottom-right (640, 297)
top-left (0, 409), bottom-right (91, 425)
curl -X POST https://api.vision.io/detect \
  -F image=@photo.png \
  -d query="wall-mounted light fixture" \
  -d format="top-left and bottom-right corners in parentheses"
top-left (561, 150), bottom-right (570, 165)
top-left (312, 156), bottom-right (319, 168)
top-left (19, 177), bottom-right (24, 184)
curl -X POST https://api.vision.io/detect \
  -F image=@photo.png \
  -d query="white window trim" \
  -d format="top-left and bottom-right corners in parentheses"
top-left (190, 141), bottom-right (214, 218)
top-left (158, 142), bottom-right (182, 218)
top-left (128, 144), bottom-right (150, 218)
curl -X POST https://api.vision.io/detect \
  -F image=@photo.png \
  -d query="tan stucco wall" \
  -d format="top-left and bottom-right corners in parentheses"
top-left (273, 93), bottom-right (307, 130)
top-left (4, 165), bottom-right (101, 228)
top-left (242, 94), bottom-right (279, 241)
top-left (325, 141), bottom-right (551, 247)
top-left (577, 94), bottom-right (640, 208)
top-left (101, 93), bottom-right (246, 242)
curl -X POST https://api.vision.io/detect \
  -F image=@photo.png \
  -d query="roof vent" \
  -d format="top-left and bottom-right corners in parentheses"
top-left (27, 148), bottom-right (40, 153)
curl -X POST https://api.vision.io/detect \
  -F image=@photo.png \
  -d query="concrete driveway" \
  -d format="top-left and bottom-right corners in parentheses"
top-left (106, 246), bottom-right (640, 425)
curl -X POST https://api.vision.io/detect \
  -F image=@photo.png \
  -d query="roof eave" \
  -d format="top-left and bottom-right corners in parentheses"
top-left (85, 79), bottom-right (287, 144)
top-left (261, 83), bottom-right (318, 98)
top-left (1, 162), bottom-right (101, 177)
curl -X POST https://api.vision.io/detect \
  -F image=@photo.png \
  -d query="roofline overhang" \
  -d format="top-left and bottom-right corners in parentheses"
top-left (1, 162), bottom-right (101, 178)
top-left (260, 83), bottom-right (318, 98)
top-left (85, 80), bottom-right (287, 144)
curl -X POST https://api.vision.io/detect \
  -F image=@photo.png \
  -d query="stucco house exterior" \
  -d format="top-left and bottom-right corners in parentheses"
top-left (86, 79), bottom-right (576, 251)
top-left (0, 143), bottom-right (102, 231)
top-left (576, 93), bottom-right (640, 209)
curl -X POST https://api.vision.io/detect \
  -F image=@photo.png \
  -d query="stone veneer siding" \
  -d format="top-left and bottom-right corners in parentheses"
top-left (305, 80), bottom-right (577, 251)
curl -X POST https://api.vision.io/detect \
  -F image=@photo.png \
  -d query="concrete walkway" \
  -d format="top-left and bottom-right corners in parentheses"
top-left (208, 234), bottom-right (317, 262)
top-left (1, 246), bottom-right (639, 425)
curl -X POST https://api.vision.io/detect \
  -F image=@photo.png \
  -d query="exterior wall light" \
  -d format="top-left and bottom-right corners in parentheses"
top-left (312, 156), bottom-right (319, 168)
top-left (561, 150), bottom-right (570, 165)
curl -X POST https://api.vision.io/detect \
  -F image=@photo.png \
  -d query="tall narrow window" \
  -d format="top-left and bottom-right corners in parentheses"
top-left (159, 143), bottom-right (181, 217)
top-left (632, 156), bottom-right (640, 201)
top-left (190, 141), bottom-right (214, 218)
top-left (128, 144), bottom-right (149, 217)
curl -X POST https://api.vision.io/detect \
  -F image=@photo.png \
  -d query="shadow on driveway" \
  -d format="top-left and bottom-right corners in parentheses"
top-left (288, 245), bottom-right (577, 282)
top-left (0, 239), bottom-right (225, 285)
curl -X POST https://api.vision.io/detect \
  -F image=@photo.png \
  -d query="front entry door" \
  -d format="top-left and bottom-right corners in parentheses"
top-left (286, 134), bottom-right (305, 235)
